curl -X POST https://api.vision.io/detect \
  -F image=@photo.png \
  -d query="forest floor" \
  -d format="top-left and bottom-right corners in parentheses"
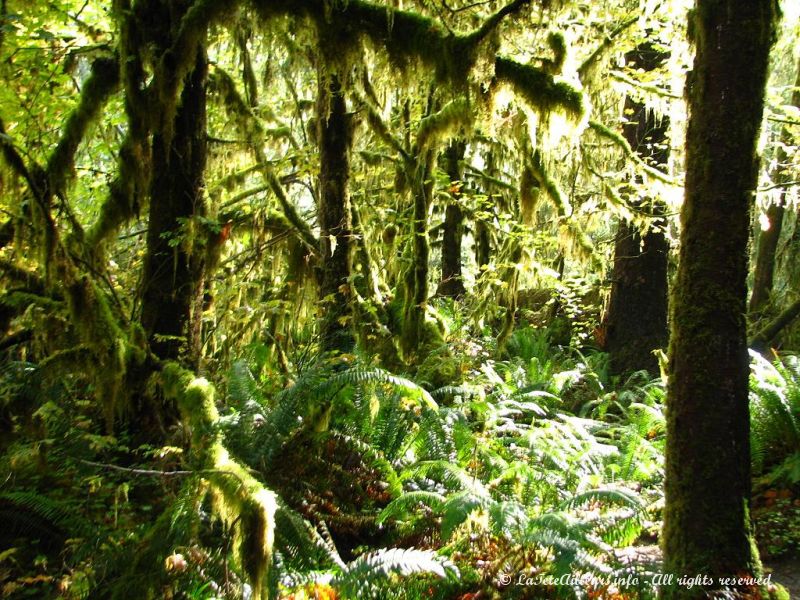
top-left (615, 546), bottom-right (800, 597)
top-left (766, 557), bottom-right (800, 598)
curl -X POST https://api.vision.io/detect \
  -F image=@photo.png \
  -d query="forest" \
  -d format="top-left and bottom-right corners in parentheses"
top-left (0, 0), bottom-right (799, 598)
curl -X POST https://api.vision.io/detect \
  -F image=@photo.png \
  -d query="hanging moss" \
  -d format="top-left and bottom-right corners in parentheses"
top-left (64, 274), bottom-right (139, 429)
top-left (208, 69), bottom-right (319, 252)
top-left (153, 0), bottom-right (238, 148)
top-left (160, 363), bottom-right (276, 600)
top-left (588, 120), bottom-right (674, 184)
top-left (494, 56), bottom-right (585, 122)
top-left (415, 97), bottom-right (473, 153)
top-left (527, 149), bottom-right (570, 216)
top-left (519, 164), bottom-right (539, 225)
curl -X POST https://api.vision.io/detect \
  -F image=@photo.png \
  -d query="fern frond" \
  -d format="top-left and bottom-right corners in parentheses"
top-left (377, 491), bottom-right (446, 524)
top-left (440, 490), bottom-right (495, 540)
top-left (0, 490), bottom-right (91, 540)
top-left (334, 548), bottom-right (458, 599)
top-left (329, 432), bottom-right (403, 496)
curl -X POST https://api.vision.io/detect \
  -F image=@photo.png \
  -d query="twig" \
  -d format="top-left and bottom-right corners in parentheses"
top-left (80, 459), bottom-right (248, 487)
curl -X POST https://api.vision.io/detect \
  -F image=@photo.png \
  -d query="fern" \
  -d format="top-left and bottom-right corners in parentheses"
top-left (378, 490), bottom-right (446, 525)
top-left (0, 490), bottom-right (91, 541)
top-left (749, 351), bottom-right (800, 480)
top-left (333, 548), bottom-right (458, 600)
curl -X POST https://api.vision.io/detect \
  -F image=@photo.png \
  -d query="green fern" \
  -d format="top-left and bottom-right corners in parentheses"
top-left (0, 490), bottom-right (91, 542)
top-left (333, 548), bottom-right (458, 600)
top-left (750, 351), bottom-right (800, 479)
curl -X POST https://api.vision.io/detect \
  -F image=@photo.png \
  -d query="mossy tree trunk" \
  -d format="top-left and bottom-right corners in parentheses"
top-left (401, 151), bottom-right (435, 356)
top-left (749, 58), bottom-right (800, 317)
top-left (663, 1), bottom-right (776, 596)
top-left (604, 44), bottom-right (669, 377)
top-left (140, 43), bottom-right (208, 368)
top-left (436, 140), bottom-right (467, 299)
top-left (316, 69), bottom-right (355, 354)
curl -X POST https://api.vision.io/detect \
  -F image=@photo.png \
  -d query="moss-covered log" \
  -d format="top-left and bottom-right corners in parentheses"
top-left (161, 362), bottom-right (276, 600)
top-left (663, 1), bottom-right (777, 596)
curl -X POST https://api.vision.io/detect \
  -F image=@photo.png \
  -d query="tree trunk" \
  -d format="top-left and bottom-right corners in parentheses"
top-left (475, 219), bottom-right (491, 269)
top-left (401, 152), bottom-right (435, 356)
top-left (140, 45), bottom-right (208, 368)
top-left (749, 202), bottom-right (784, 314)
top-left (604, 44), bottom-right (669, 377)
top-left (663, 1), bottom-right (776, 596)
top-left (317, 70), bottom-right (355, 354)
top-left (749, 58), bottom-right (800, 316)
top-left (437, 140), bottom-right (467, 299)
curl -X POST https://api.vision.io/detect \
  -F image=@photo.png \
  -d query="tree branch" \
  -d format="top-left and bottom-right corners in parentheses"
top-left (209, 68), bottom-right (319, 252)
top-left (750, 297), bottom-right (800, 350)
top-left (467, 0), bottom-right (532, 46)
top-left (588, 120), bottom-right (676, 184)
top-left (578, 16), bottom-right (640, 81)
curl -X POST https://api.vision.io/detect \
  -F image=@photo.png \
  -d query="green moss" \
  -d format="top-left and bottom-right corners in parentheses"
top-left (588, 120), bottom-right (674, 184)
top-left (528, 150), bottom-right (569, 216)
top-left (160, 362), bottom-right (277, 600)
top-left (65, 275), bottom-right (129, 429)
top-left (415, 97), bottom-right (473, 152)
top-left (153, 0), bottom-right (237, 148)
top-left (208, 69), bottom-right (319, 252)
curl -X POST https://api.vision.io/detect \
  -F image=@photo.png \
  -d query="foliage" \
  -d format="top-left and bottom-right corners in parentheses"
top-left (750, 351), bottom-right (800, 485)
top-left (1, 0), bottom-right (799, 598)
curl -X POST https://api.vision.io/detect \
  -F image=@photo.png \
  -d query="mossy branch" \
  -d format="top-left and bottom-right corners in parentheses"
top-left (494, 56), bottom-right (585, 121)
top-left (46, 56), bottom-right (120, 199)
top-left (577, 16), bottom-right (639, 82)
top-left (526, 149), bottom-right (570, 216)
top-left (466, 0), bottom-right (532, 46)
top-left (353, 90), bottom-right (413, 166)
top-left (0, 116), bottom-right (44, 202)
top-left (609, 69), bottom-right (682, 100)
top-left (154, 0), bottom-right (239, 145)
top-left (160, 362), bottom-right (277, 600)
top-left (750, 297), bottom-right (800, 351)
top-left (588, 120), bottom-right (675, 184)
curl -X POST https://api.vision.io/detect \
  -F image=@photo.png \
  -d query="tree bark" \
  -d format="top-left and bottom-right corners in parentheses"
top-left (749, 58), bottom-right (800, 316)
top-left (603, 44), bottom-right (669, 377)
top-left (437, 140), bottom-right (467, 299)
top-left (316, 70), bottom-right (355, 354)
top-left (140, 45), bottom-right (208, 367)
top-left (663, 1), bottom-right (776, 596)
